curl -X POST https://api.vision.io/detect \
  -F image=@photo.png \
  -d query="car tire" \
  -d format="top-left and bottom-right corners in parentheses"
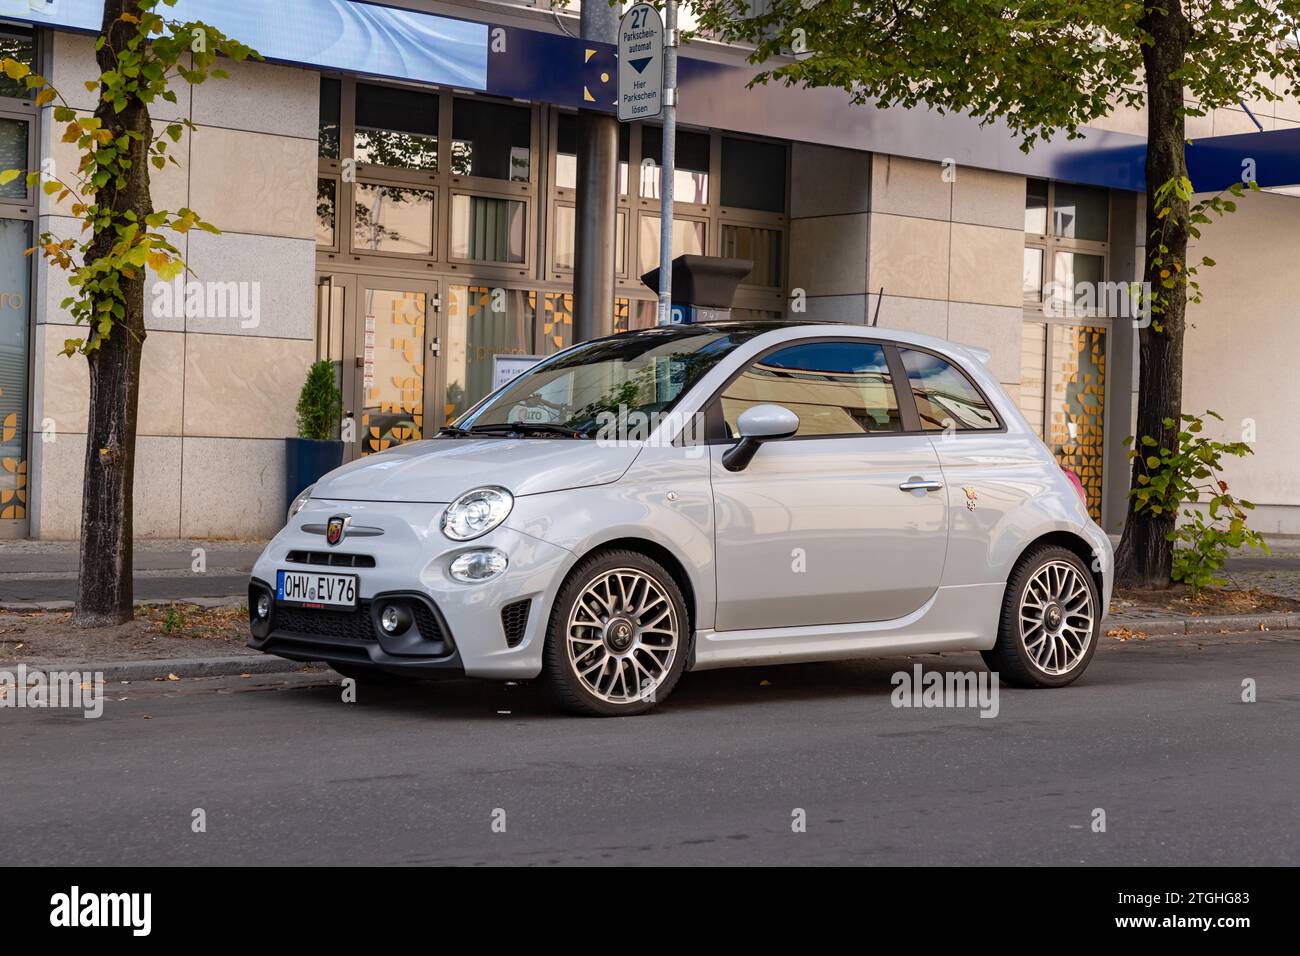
top-left (982, 545), bottom-right (1100, 689)
top-left (543, 549), bottom-right (690, 716)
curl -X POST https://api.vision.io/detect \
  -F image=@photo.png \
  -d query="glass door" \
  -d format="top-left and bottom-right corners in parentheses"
top-left (1019, 320), bottom-right (1109, 523)
top-left (349, 276), bottom-right (440, 458)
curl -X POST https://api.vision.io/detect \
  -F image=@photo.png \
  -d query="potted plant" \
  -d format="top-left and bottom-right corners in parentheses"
top-left (285, 360), bottom-right (344, 513)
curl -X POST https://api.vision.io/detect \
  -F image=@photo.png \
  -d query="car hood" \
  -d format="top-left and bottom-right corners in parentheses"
top-left (311, 437), bottom-right (641, 503)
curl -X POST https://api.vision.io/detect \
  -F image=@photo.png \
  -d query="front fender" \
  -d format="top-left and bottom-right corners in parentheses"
top-left (504, 444), bottom-right (717, 630)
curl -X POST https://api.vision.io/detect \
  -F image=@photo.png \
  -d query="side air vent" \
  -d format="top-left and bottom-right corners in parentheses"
top-left (501, 599), bottom-right (531, 647)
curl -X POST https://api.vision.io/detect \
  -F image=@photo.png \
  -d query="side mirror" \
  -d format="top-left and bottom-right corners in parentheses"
top-left (722, 404), bottom-right (799, 472)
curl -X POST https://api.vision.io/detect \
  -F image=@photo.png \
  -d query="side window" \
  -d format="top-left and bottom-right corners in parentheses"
top-left (899, 348), bottom-right (1000, 431)
top-left (719, 341), bottom-right (902, 438)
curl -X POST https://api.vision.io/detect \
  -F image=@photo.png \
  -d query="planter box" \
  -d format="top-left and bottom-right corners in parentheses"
top-left (284, 437), bottom-right (344, 513)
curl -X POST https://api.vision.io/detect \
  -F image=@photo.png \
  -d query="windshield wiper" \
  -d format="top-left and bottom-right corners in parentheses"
top-left (437, 426), bottom-right (471, 437)
top-left (467, 422), bottom-right (588, 439)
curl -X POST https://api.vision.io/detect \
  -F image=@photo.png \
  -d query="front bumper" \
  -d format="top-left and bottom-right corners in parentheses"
top-left (248, 498), bottom-right (575, 679)
top-left (248, 581), bottom-right (467, 677)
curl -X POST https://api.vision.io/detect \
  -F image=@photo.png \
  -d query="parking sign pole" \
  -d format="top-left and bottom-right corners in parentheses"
top-left (656, 0), bottom-right (678, 326)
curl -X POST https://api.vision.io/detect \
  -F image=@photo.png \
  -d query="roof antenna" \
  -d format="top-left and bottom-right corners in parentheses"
top-left (870, 287), bottom-right (884, 327)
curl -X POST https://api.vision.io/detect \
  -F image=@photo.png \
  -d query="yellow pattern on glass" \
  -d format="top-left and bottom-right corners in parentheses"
top-left (360, 289), bottom-right (425, 455)
top-left (1048, 325), bottom-right (1106, 520)
top-left (0, 385), bottom-right (23, 520)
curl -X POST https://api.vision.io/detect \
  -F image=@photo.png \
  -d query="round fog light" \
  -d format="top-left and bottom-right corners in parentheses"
top-left (256, 593), bottom-right (270, 619)
top-left (449, 549), bottom-right (508, 583)
top-left (379, 603), bottom-right (412, 635)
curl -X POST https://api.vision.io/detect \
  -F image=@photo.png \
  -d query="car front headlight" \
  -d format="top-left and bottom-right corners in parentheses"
top-left (441, 486), bottom-right (514, 541)
top-left (287, 484), bottom-right (314, 523)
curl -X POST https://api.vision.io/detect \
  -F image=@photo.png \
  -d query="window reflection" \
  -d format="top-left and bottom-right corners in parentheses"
top-left (354, 83), bottom-right (438, 172)
top-left (555, 113), bottom-right (629, 193)
top-left (899, 348), bottom-right (999, 431)
top-left (0, 119), bottom-right (27, 201)
top-left (554, 206), bottom-right (625, 273)
top-left (1052, 183), bottom-right (1109, 241)
top-left (452, 99), bottom-right (531, 182)
top-left (316, 178), bottom-right (336, 247)
top-left (318, 77), bottom-right (340, 159)
top-left (721, 342), bottom-right (901, 437)
top-left (640, 127), bottom-right (709, 204)
top-left (637, 216), bottom-right (704, 276)
top-left (353, 184), bottom-right (435, 255)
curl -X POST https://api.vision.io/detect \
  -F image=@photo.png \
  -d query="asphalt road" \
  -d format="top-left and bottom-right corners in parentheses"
top-left (3, 633), bottom-right (1299, 866)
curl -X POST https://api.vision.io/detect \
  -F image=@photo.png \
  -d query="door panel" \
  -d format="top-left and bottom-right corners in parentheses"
top-left (710, 435), bottom-right (948, 631)
top-left (351, 278), bottom-right (439, 457)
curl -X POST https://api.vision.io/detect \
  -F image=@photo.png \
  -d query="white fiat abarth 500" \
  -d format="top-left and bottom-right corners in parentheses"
top-left (249, 321), bottom-right (1112, 716)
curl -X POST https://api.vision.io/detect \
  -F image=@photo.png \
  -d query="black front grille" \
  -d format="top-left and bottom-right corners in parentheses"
top-left (275, 602), bottom-right (377, 641)
top-left (285, 550), bottom-right (376, 568)
top-left (413, 603), bottom-right (445, 643)
top-left (501, 599), bottom-right (531, 647)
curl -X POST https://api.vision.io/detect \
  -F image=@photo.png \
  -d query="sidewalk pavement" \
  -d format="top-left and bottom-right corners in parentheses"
top-left (4, 536), bottom-right (1300, 679)
top-left (0, 538), bottom-right (265, 608)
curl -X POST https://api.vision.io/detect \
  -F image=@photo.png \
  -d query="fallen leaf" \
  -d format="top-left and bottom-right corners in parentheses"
top-left (166, 673), bottom-right (180, 682)
top-left (239, 673), bottom-right (252, 679)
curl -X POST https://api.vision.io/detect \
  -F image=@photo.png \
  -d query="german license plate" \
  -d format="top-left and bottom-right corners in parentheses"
top-left (276, 570), bottom-right (357, 609)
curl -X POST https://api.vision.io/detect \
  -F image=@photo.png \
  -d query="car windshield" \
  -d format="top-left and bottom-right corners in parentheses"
top-left (454, 325), bottom-right (774, 438)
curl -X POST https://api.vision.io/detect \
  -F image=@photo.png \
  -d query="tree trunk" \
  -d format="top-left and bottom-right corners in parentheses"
top-left (1114, 0), bottom-right (1192, 590)
top-left (74, 0), bottom-right (151, 627)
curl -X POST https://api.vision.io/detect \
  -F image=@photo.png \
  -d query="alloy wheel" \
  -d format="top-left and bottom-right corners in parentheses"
top-left (565, 567), bottom-right (679, 704)
top-left (1018, 559), bottom-right (1095, 676)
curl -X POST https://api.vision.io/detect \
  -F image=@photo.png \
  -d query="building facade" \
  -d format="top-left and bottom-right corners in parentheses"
top-left (1, 1), bottom-right (1297, 541)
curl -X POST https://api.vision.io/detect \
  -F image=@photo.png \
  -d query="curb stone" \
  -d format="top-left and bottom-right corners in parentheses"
top-left (1104, 612), bottom-right (1294, 638)
top-left (0, 596), bottom-right (245, 613)
top-left (11, 655), bottom-right (324, 682)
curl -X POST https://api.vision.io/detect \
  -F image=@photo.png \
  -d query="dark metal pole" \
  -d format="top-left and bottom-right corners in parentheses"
top-left (573, 3), bottom-right (619, 343)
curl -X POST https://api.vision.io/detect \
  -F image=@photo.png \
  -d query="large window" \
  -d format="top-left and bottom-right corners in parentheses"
top-left (719, 342), bottom-right (901, 438)
top-left (318, 79), bottom-right (536, 273)
top-left (1024, 178), bottom-right (1109, 313)
top-left (545, 114), bottom-right (788, 311)
top-left (1022, 179), bottom-right (1111, 521)
top-left (316, 81), bottom-right (789, 334)
top-left (0, 28), bottom-right (34, 529)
